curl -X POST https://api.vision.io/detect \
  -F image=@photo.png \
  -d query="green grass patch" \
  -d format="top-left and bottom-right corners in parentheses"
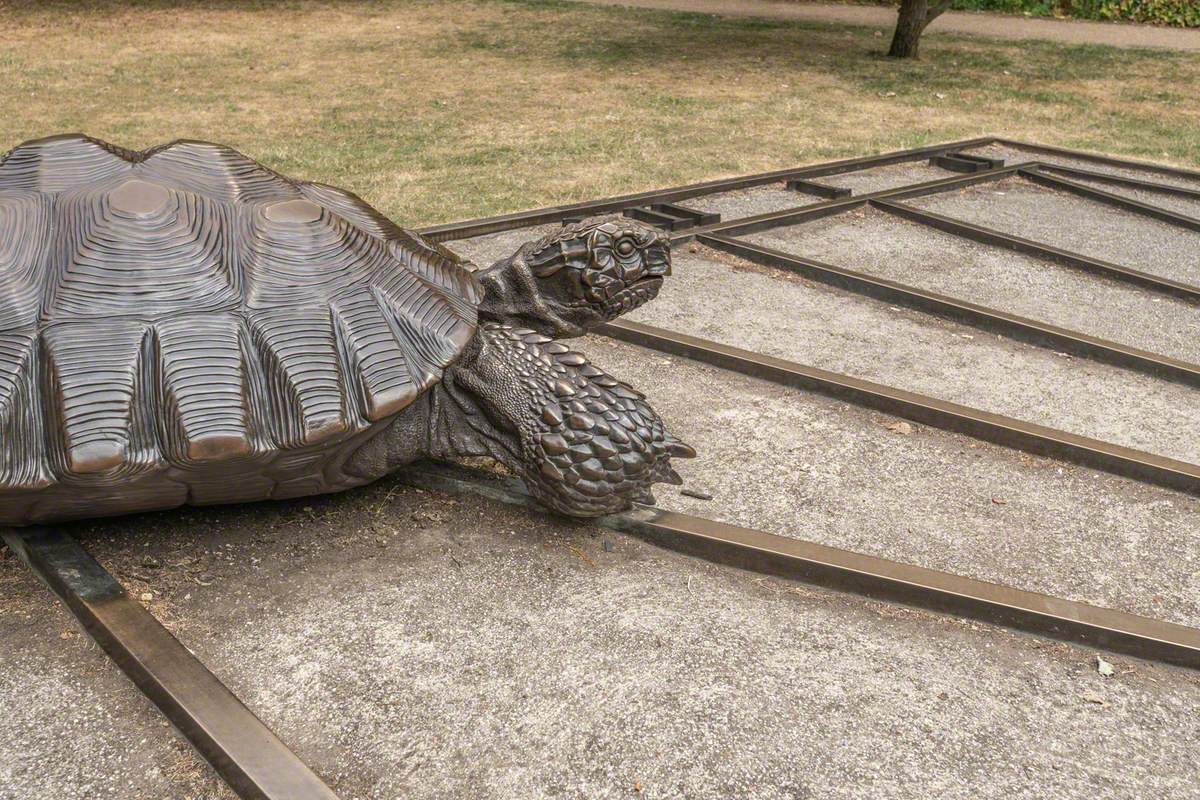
top-left (0, 0), bottom-right (1196, 224)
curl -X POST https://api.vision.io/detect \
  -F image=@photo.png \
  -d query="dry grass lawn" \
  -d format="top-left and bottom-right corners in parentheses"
top-left (1, 0), bottom-right (1198, 225)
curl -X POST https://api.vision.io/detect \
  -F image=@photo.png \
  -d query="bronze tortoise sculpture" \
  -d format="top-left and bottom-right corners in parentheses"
top-left (0, 134), bottom-right (692, 525)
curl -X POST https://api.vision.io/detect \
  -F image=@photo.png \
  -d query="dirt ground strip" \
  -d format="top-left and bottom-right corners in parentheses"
top-left (580, 0), bottom-right (1200, 52)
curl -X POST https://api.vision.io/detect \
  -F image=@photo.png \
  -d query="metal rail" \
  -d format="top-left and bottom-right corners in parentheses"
top-left (1034, 162), bottom-right (1200, 200)
top-left (416, 136), bottom-right (996, 241)
top-left (785, 178), bottom-right (851, 199)
top-left (994, 138), bottom-right (1200, 183)
top-left (872, 199), bottom-right (1200, 302)
top-left (1019, 168), bottom-right (1200, 233)
top-left (598, 319), bottom-right (1200, 498)
top-left (403, 461), bottom-right (1200, 670)
top-left (699, 234), bottom-right (1200, 389)
top-left (1, 528), bottom-right (342, 800)
top-left (701, 165), bottom-right (1021, 238)
top-left (420, 138), bottom-right (1200, 247)
top-left (705, 159), bottom-right (1200, 242)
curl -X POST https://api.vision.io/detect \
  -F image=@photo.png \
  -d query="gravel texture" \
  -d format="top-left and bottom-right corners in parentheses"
top-left (745, 206), bottom-right (1200, 365)
top-left (625, 248), bottom-right (1200, 464)
top-left (960, 144), bottom-right (1200, 193)
top-left (673, 181), bottom-right (815, 221)
top-left (592, 334), bottom-right (1200, 627)
top-left (811, 160), bottom-right (957, 195)
top-left (4, 467), bottom-right (1199, 800)
top-left (443, 222), bottom-right (562, 268)
top-left (908, 177), bottom-right (1200, 287)
top-left (0, 559), bottom-right (233, 800)
top-left (1062, 176), bottom-right (1200, 220)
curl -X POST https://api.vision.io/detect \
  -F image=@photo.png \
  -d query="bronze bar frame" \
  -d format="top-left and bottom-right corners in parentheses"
top-left (599, 320), bottom-right (1200, 498)
top-left (698, 233), bottom-right (1200, 389)
top-left (417, 136), bottom-right (997, 241)
top-left (871, 199), bottom-right (1200, 302)
top-left (403, 461), bottom-right (1200, 671)
top-left (2, 528), bottom-right (342, 800)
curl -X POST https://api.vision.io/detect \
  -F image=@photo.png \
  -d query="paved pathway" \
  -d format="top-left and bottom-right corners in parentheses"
top-left (580, 0), bottom-right (1200, 51)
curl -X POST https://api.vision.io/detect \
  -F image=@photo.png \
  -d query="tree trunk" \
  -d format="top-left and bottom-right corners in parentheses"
top-left (888, 0), bottom-right (954, 59)
top-left (888, 0), bottom-right (929, 59)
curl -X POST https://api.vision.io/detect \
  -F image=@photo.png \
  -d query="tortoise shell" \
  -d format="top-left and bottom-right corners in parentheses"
top-left (0, 134), bottom-right (481, 507)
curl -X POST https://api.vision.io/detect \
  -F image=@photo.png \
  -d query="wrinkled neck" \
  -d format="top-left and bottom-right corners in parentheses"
top-left (476, 255), bottom-right (583, 338)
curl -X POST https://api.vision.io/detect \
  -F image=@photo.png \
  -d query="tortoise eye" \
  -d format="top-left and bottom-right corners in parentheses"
top-left (615, 237), bottom-right (636, 257)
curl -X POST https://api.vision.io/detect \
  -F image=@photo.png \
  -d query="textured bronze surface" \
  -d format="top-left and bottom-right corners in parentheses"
top-left (0, 134), bottom-right (687, 524)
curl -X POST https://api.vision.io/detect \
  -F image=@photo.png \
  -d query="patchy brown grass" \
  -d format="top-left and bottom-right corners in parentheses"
top-left (1, 0), bottom-right (1197, 225)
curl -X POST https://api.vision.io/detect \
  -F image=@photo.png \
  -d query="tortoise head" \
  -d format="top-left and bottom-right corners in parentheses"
top-left (476, 217), bottom-right (670, 338)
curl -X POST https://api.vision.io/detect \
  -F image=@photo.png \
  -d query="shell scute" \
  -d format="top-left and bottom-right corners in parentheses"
top-left (43, 319), bottom-right (147, 475)
top-left (0, 190), bottom-right (53, 330)
top-left (332, 290), bottom-right (420, 422)
top-left (242, 198), bottom-right (391, 308)
top-left (46, 178), bottom-right (239, 320)
top-left (0, 134), bottom-right (135, 193)
top-left (156, 313), bottom-right (253, 464)
top-left (247, 307), bottom-right (351, 448)
top-left (0, 330), bottom-right (49, 489)
top-left (138, 139), bottom-right (300, 205)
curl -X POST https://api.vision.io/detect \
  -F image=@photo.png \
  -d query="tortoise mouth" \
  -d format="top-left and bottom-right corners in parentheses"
top-left (600, 276), bottom-right (663, 320)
